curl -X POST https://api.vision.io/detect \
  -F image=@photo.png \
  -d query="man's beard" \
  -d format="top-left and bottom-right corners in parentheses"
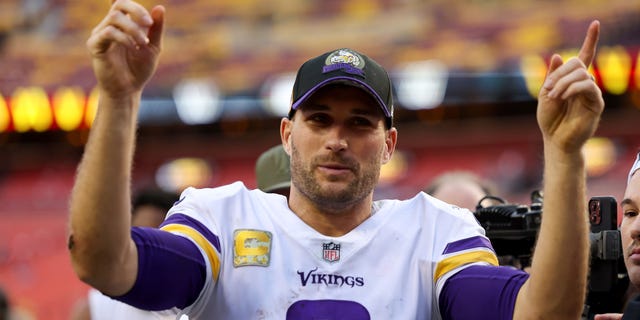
top-left (289, 142), bottom-right (380, 213)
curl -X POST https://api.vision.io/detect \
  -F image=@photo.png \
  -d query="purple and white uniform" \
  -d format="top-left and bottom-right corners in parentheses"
top-left (117, 182), bottom-right (528, 319)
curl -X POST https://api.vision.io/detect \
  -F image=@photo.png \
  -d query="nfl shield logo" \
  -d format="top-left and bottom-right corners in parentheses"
top-left (322, 242), bottom-right (341, 262)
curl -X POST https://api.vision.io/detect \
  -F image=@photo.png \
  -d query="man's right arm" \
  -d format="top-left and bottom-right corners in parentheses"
top-left (67, 0), bottom-right (165, 296)
top-left (68, 94), bottom-right (142, 295)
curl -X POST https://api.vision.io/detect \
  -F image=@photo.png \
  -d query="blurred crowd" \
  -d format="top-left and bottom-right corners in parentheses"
top-left (1, 0), bottom-right (639, 97)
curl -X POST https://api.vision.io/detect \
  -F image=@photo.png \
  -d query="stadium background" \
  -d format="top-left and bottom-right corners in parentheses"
top-left (0, 0), bottom-right (639, 318)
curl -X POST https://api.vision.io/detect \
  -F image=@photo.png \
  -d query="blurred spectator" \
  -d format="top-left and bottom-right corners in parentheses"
top-left (423, 170), bottom-right (498, 211)
top-left (0, 286), bottom-right (33, 320)
top-left (255, 144), bottom-right (290, 197)
top-left (69, 188), bottom-right (179, 320)
top-left (0, 286), bottom-right (7, 320)
top-left (130, 187), bottom-right (181, 228)
top-left (424, 170), bottom-right (533, 270)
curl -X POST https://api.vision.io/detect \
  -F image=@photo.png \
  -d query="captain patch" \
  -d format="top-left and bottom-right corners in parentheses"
top-left (233, 229), bottom-right (272, 267)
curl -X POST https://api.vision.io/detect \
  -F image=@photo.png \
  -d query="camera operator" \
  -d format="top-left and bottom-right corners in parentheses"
top-left (595, 151), bottom-right (640, 320)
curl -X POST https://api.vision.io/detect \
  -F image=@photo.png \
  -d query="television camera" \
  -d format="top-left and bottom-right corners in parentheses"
top-left (473, 192), bottom-right (625, 316)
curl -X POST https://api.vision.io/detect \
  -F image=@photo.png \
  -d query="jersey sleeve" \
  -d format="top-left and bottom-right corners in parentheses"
top-left (425, 195), bottom-right (500, 301)
top-left (439, 265), bottom-right (528, 320)
top-left (115, 185), bottom-right (239, 313)
top-left (159, 185), bottom-right (244, 315)
top-left (161, 187), bottom-right (225, 282)
top-left (424, 194), bottom-right (527, 319)
top-left (113, 226), bottom-right (206, 310)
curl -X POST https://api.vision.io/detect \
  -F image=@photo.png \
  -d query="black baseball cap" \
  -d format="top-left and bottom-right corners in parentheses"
top-left (288, 48), bottom-right (394, 128)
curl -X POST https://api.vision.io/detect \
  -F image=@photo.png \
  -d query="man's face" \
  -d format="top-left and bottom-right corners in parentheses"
top-left (282, 84), bottom-right (396, 211)
top-left (621, 169), bottom-right (640, 287)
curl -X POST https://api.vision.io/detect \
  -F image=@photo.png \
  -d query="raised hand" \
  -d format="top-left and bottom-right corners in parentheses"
top-left (86, 0), bottom-right (165, 99)
top-left (537, 20), bottom-right (604, 153)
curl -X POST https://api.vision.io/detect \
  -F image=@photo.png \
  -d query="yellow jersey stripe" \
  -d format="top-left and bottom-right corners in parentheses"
top-left (434, 250), bottom-right (499, 281)
top-left (161, 223), bottom-right (221, 281)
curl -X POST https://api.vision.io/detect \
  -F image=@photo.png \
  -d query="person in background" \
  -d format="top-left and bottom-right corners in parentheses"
top-left (69, 187), bottom-right (179, 320)
top-left (423, 170), bottom-right (498, 211)
top-left (255, 144), bottom-right (291, 197)
top-left (0, 286), bottom-right (8, 320)
top-left (595, 151), bottom-right (640, 320)
top-left (129, 187), bottom-right (180, 228)
top-left (424, 170), bottom-right (533, 270)
top-left (67, 2), bottom-right (603, 317)
top-left (0, 285), bottom-right (34, 320)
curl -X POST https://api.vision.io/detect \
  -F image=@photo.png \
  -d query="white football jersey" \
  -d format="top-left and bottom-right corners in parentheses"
top-left (162, 182), bottom-right (497, 319)
top-left (88, 288), bottom-right (179, 320)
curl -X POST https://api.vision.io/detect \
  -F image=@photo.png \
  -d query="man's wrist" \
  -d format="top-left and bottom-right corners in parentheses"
top-left (543, 139), bottom-right (586, 169)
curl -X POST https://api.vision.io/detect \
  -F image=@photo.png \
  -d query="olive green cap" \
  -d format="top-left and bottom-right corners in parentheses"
top-left (255, 145), bottom-right (291, 193)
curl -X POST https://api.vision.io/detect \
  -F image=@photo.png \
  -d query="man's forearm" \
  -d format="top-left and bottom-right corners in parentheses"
top-left (515, 143), bottom-right (589, 318)
top-left (68, 93), bottom-right (142, 295)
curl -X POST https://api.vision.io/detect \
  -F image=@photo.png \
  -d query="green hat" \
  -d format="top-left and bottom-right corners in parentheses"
top-left (255, 145), bottom-right (291, 193)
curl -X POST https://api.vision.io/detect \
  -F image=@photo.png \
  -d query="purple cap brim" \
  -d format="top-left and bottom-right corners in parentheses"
top-left (290, 76), bottom-right (392, 118)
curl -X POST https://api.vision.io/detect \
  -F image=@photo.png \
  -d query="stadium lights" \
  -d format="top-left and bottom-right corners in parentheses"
top-left (155, 157), bottom-right (213, 194)
top-left (0, 94), bottom-right (8, 132)
top-left (173, 78), bottom-right (222, 125)
top-left (85, 88), bottom-right (99, 129)
top-left (597, 46), bottom-right (632, 95)
top-left (636, 53), bottom-right (640, 91)
top-left (261, 72), bottom-right (296, 117)
top-left (520, 54), bottom-right (547, 98)
top-left (522, 46), bottom-right (635, 98)
top-left (11, 87), bottom-right (53, 132)
top-left (583, 137), bottom-right (618, 177)
top-left (53, 87), bottom-right (86, 131)
top-left (394, 60), bottom-right (448, 110)
top-left (0, 46), bottom-right (639, 134)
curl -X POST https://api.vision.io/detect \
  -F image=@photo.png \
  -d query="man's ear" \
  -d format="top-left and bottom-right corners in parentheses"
top-left (280, 117), bottom-right (292, 155)
top-left (382, 128), bottom-right (398, 164)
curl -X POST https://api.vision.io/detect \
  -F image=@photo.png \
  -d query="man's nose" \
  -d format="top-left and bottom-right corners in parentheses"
top-left (325, 126), bottom-right (348, 152)
top-left (630, 219), bottom-right (640, 240)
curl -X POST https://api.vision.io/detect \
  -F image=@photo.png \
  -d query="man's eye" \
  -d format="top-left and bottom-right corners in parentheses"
top-left (352, 117), bottom-right (373, 127)
top-left (309, 113), bottom-right (330, 124)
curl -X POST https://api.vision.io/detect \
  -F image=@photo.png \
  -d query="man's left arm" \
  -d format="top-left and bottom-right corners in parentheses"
top-left (513, 20), bottom-right (604, 319)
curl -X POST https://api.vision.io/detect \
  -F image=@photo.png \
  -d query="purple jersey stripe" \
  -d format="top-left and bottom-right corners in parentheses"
top-left (161, 213), bottom-right (221, 253)
top-left (115, 227), bottom-right (206, 310)
top-left (440, 265), bottom-right (528, 319)
top-left (442, 235), bottom-right (494, 255)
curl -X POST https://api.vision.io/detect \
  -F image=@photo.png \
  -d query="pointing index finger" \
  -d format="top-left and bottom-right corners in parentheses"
top-left (578, 20), bottom-right (600, 68)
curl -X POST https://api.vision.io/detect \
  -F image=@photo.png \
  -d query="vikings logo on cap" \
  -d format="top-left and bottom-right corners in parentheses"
top-left (323, 49), bottom-right (366, 77)
top-left (326, 49), bottom-right (365, 68)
